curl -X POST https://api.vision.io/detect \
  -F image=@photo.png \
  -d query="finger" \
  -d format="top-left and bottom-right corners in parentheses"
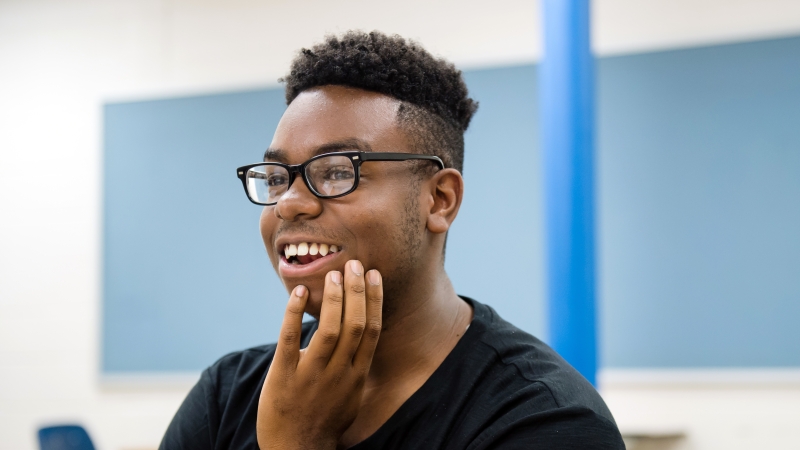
top-left (305, 270), bottom-right (344, 363)
top-left (273, 285), bottom-right (308, 370)
top-left (331, 260), bottom-right (367, 365)
top-left (353, 269), bottom-right (383, 370)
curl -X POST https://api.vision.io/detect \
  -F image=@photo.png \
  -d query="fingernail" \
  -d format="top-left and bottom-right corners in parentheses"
top-left (331, 271), bottom-right (342, 285)
top-left (349, 260), bottom-right (363, 276)
top-left (294, 285), bottom-right (307, 297)
top-left (368, 270), bottom-right (381, 285)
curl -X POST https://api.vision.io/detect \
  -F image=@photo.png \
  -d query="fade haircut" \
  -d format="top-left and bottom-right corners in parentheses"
top-left (281, 30), bottom-right (478, 173)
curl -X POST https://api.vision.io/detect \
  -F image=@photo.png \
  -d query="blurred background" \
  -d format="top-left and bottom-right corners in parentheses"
top-left (1, 0), bottom-right (799, 449)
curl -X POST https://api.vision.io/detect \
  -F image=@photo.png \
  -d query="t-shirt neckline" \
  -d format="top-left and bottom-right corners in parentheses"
top-left (348, 296), bottom-right (487, 449)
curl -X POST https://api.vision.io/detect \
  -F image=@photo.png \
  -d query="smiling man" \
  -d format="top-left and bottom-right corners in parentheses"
top-left (160, 31), bottom-right (624, 450)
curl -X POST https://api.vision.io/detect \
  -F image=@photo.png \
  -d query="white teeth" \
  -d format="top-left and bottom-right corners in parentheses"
top-left (284, 242), bottom-right (337, 259)
top-left (297, 242), bottom-right (309, 256)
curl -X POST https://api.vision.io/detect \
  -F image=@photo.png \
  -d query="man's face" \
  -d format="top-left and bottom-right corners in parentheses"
top-left (260, 85), bottom-right (427, 318)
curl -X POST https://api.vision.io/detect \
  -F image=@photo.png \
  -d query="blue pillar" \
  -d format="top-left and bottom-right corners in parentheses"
top-left (539, 0), bottom-right (597, 385)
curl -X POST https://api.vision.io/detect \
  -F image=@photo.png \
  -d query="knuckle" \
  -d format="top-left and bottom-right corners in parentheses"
top-left (286, 302), bottom-right (305, 316)
top-left (365, 320), bottom-right (382, 339)
top-left (348, 320), bottom-right (366, 337)
top-left (318, 329), bottom-right (339, 345)
top-left (326, 292), bottom-right (343, 305)
top-left (349, 283), bottom-right (366, 295)
top-left (281, 329), bottom-right (300, 344)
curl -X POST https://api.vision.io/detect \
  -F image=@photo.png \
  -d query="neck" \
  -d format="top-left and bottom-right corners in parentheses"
top-left (366, 263), bottom-right (472, 385)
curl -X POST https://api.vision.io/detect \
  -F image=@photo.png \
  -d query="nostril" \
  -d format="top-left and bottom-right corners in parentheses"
top-left (273, 181), bottom-right (324, 221)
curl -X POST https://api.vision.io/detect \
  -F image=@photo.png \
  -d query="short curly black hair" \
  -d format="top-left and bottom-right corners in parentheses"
top-left (281, 30), bottom-right (478, 173)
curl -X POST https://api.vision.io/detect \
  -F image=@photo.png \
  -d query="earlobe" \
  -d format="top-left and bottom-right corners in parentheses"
top-left (426, 169), bottom-right (464, 234)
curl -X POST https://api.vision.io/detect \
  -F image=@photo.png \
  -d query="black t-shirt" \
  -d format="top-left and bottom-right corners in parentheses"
top-left (160, 297), bottom-right (624, 449)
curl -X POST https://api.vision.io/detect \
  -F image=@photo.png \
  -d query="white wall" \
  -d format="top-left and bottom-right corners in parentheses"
top-left (1, 0), bottom-right (800, 449)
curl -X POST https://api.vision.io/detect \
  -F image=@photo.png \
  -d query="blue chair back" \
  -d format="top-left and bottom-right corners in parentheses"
top-left (38, 425), bottom-right (95, 450)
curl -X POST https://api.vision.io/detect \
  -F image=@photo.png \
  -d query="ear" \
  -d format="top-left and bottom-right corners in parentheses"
top-left (426, 168), bottom-right (464, 234)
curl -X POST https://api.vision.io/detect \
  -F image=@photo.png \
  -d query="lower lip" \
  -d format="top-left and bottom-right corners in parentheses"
top-left (278, 251), bottom-right (342, 278)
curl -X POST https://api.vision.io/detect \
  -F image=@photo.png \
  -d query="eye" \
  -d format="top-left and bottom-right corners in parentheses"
top-left (267, 173), bottom-right (289, 186)
top-left (323, 165), bottom-right (355, 181)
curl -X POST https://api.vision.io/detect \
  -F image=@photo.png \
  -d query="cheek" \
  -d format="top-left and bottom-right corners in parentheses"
top-left (353, 192), bottom-right (419, 266)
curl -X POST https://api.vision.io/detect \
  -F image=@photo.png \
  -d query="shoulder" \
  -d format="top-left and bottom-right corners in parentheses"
top-left (457, 298), bottom-right (623, 448)
top-left (207, 342), bottom-right (277, 381)
top-left (466, 298), bottom-right (617, 425)
top-left (474, 405), bottom-right (625, 450)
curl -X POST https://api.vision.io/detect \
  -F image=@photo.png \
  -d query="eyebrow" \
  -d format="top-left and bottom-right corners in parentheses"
top-left (263, 138), bottom-right (374, 162)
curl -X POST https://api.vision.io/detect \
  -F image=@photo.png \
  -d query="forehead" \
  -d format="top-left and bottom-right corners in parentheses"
top-left (268, 85), bottom-right (408, 162)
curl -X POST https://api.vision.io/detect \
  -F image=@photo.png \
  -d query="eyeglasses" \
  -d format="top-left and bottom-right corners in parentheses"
top-left (236, 151), bottom-right (444, 206)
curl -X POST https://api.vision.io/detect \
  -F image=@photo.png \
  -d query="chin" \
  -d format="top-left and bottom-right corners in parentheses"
top-left (304, 295), bottom-right (323, 320)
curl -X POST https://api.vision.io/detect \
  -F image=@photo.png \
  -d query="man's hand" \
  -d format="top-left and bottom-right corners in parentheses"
top-left (257, 260), bottom-right (383, 450)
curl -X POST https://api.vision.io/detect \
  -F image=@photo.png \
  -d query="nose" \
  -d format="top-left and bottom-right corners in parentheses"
top-left (274, 174), bottom-right (323, 221)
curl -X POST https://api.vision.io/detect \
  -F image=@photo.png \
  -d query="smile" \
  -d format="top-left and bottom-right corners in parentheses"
top-left (282, 242), bottom-right (340, 265)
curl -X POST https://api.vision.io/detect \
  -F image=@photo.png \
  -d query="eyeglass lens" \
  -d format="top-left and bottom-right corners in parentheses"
top-left (245, 154), bottom-right (357, 204)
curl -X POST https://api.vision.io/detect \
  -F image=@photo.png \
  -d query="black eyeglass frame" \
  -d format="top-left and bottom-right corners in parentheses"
top-left (236, 151), bottom-right (445, 206)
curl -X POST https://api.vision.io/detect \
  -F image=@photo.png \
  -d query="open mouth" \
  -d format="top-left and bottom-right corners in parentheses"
top-left (282, 242), bottom-right (340, 265)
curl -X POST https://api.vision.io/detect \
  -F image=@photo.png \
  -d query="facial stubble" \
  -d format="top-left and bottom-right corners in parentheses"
top-left (379, 178), bottom-right (425, 325)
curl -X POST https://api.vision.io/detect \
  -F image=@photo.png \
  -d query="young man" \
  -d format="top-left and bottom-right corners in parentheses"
top-left (160, 31), bottom-right (623, 449)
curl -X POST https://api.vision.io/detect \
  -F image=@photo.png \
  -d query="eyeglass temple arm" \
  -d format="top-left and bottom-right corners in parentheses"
top-left (358, 152), bottom-right (444, 169)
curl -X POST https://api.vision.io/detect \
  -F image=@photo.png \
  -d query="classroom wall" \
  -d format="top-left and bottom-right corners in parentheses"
top-left (598, 38), bottom-right (800, 368)
top-left (103, 35), bottom-right (800, 373)
top-left (2, 0), bottom-right (800, 449)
